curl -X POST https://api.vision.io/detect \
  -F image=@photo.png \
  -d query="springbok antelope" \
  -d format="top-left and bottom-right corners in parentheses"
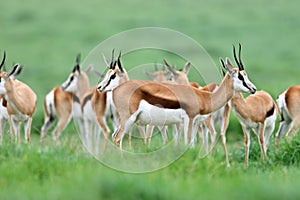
top-left (40, 54), bottom-right (90, 143)
top-left (229, 44), bottom-right (277, 167)
top-left (145, 64), bottom-right (170, 82)
top-left (276, 85), bottom-right (300, 146)
top-left (0, 51), bottom-right (7, 143)
top-left (143, 60), bottom-right (191, 146)
top-left (80, 51), bottom-right (126, 152)
top-left (98, 51), bottom-right (179, 149)
top-left (0, 64), bottom-right (37, 143)
top-left (98, 55), bottom-right (257, 151)
top-left (165, 59), bottom-right (231, 165)
top-left (0, 54), bottom-right (24, 143)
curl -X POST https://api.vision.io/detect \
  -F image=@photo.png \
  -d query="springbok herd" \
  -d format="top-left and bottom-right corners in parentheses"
top-left (0, 44), bottom-right (300, 167)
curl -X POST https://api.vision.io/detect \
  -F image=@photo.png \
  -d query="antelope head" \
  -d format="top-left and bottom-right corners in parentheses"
top-left (61, 54), bottom-right (81, 92)
top-left (145, 63), bottom-right (170, 82)
top-left (220, 44), bottom-right (256, 94)
top-left (97, 50), bottom-right (126, 92)
top-left (0, 64), bottom-right (23, 94)
top-left (164, 59), bottom-right (191, 85)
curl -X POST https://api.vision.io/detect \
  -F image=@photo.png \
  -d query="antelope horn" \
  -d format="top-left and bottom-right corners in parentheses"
top-left (163, 59), bottom-right (177, 75)
top-left (238, 43), bottom-right (244, 70)
top-left (75, 53), bottom-right (81, 65)
top-left (110, 49), bottom-right (115, 69)
top-left (0, 51), bottom-right (6, 70)
top-left (102, 53), bottom-right (110, 67)
top-left (233, 45), bottom-right (241, 70)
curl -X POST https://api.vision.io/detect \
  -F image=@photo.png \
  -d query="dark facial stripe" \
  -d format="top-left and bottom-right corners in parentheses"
top-left (62, 75), bottom-right (74, 90)
top-left (102, 72), bottom-right (116, 91)
top-left (238, 72), bottom-right (252, 91)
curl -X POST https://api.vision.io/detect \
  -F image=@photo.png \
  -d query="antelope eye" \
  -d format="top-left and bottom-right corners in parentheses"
top-left (111, 73), bottom-right (116, 79)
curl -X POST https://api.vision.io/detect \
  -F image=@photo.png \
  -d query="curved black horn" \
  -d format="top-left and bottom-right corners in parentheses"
top-left (0, 51), bottom-right (6, 70)
top-left (163, 59), bottom-right (177, 75)
top-left (117, 51), bottom-right (121, 60)
top-left (238, 43), bottom-right (244, 70)
top-left (220, 58), bottom-right (226, 69)
top-left (75, 53), bottom-right (81, 65)
top-left (233, 45), bottom-right (241, 69)
top-left (110, 49), bottom-right (115, 69)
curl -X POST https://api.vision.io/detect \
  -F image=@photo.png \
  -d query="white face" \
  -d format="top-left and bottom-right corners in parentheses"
top-left (97, 69), bottom-right (120, 92)
top-left (231, 70), bottom-right (256, 94)
top-left (0, 77), bottom-right (7, 95)
top-left (61, 73), bottom-right (79, 93)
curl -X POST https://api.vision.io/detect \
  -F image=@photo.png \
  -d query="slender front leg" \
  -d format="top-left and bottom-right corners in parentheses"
top-left (159, 126), bottom-right (168, 144)
top-left (183, 118), bottom-right (191, 146)
top-left (96, 115), bottom-right (110, 152)
top-left (241, 125), bottom-right (251, 168)
top-left (258, 123), bottom-right (266, 161)
top-left (221, 104), bottom-right (230, 167)
top-left (24, 117), bottom-right (33, 143)
top-left (204, 117), bottom-right (216, 151)
top-left (201, 123), bottom-right (209, 154)
top-left (145, 125), bottom-right (153, 146)
top-left (52, 116), bottom-right (72, 145)
top-left (9, 116), bottom-right (19, 143)
top-left (0, 117), bottom-right (6, 144)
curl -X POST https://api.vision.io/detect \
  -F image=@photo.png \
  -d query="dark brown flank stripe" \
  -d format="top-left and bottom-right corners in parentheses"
top-left (266, 104), bottom-right (275, 118)
top-left (82, 93), bottom-right (93, 108)
top-left (2, 97), bottom-right (7, 107)
top-left (140, 90), bottom-right (181, 109)
top-left (72, 94), bottom-right (80, 104)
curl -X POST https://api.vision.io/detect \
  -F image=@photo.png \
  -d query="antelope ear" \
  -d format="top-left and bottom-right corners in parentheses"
top-left (220, 58), bottom-right (233, 75)
top-left (226, 57), bottom-right (234, 68)
top-left (12, 65), bottom-right (23, 78)
top-left (5, 64), bottom-right (21, 79)
top-left (183, 62), bottom-right (191, 74)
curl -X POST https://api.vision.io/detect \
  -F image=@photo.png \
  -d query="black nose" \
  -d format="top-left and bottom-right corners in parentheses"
top-left (251, 88), bottom-right (256, 94)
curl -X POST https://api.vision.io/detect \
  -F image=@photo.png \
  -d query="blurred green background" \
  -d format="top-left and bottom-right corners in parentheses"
top-left (1, 0), bottom-right (300, 199)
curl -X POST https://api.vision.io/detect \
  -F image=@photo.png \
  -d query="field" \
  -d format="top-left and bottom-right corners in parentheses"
top-left (1, 0), bottom-right (300, 199)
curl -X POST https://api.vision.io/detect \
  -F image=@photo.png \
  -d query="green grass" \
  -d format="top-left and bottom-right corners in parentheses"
top-left (1, 0), bottom-right (300, 199)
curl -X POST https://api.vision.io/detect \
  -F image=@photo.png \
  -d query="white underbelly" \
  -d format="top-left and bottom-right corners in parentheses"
top-left (232, 109), bottom-right (259, 128)
top-left (135, 100), bottom-right (187, 126)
